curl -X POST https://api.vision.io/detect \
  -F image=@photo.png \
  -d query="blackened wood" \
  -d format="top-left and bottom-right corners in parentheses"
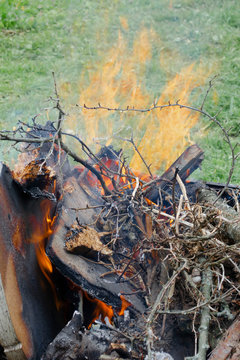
top-left (145, 144), bottom-right (204, 202)
top-left (47, 176), bottom-right (146, 314)
top-left (41, 311), bottom-right (126, 360)
top-left (204, 181), bottom-right (240, 192)
top-left (41, 311), bottom-right (83, 360)
top-left (197, 188), bottom-right (240, 243)
top-left (0, 163), bottom-right (65, 359)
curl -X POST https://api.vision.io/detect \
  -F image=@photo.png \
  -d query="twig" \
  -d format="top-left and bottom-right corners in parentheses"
top-left (172, 167), bottom-right (179, 218)
top-left (118, 135), bottom-right (153, 178)
top-left (176, 173), bottom-right (191, 210)
top-left (200, 75), bottom-right (218, 111)
top-left (143, 206), bottom-right (194, 228)
top-left (175, 194), bottom-right (184, 235)
top-left (131, 177), bottom-right (139, 203)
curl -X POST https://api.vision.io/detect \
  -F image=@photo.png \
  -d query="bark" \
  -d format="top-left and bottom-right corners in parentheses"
top-left (208, 315), bottom-right (240, 360)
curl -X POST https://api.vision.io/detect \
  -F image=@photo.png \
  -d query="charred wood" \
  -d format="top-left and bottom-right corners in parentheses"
top-left (42, 311), bottom-right (133, 360)
top-left (144, 144), bottom-right (204, 202)
top-left (47, 176), bottom-right (146, 314)
top-left (0, 163), bottom-right (66, 359)
top-left (41, 311), bottom-right (83, 360)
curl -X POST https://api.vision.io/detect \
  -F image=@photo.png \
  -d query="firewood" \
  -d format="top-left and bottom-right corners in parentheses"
top-left (145, 144), bottom-right (204, 201)
top-left (42, 311), bottom-right (129, 360)
top-left (41, 311), bottom-right (83, 360)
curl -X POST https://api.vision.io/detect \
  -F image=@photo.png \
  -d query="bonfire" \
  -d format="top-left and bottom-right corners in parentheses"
top-left (0, 76), bottom-right (240, 360)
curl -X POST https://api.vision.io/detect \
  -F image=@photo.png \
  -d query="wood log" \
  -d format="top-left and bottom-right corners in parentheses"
top-left (197, 188), bottom-right (240, 243)
top-left (145, 144), bottom-right (204, 202)
top-left (41, 311), bottom-right (84, 360)
top-left (208, 315), bottom-right (240, 360)
top-left (0, 163), bottom-right (65, 359)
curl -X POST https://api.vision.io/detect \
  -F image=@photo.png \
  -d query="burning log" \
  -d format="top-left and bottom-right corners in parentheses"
top-left (47, 175), bottom-right (146, 314)
top-left (0, 163), bottom-right (66, 359)
top-left (42, 311), bottom-right (132, 360)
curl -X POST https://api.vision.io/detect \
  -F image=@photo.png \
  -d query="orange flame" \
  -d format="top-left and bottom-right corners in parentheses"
top-left (35, 203), bottom-right (54, 284)
top-left (83, 290), bottom-right (131, 328)
top-left (118, 295), bottom-right (131, 316)
top-left (36, 240), bottom-right (53, 286)
top-left (28, 200), bottom-right (61, 310)
top-left (63, 22), bottom-right (210, 174)
top-left (83, 291), bottom-right (114, 328)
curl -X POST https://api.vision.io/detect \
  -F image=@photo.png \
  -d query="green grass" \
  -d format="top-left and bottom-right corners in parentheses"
top-left (0, 0), bottom-right (240, 183)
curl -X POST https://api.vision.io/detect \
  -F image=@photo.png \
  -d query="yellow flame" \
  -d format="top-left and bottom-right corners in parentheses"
top-left (130, 63), bottom-right (208, 173)
top-left (65, 21), bottom-right (211, 174)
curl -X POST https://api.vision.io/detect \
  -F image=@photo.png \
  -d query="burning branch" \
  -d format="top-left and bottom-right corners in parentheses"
top-left (79, 99), bottom-right (239, 196)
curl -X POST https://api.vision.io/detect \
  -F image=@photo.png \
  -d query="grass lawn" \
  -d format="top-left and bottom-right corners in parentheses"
top-left (0, 0), bottom-right (240, 183)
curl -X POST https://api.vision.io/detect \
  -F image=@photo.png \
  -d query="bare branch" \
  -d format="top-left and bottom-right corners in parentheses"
top-left (200, 75), bottom-right (218, 111)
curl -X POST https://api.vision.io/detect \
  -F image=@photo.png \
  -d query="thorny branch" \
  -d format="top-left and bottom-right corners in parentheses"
top-left (115, 134), bottom-right (153, 178)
